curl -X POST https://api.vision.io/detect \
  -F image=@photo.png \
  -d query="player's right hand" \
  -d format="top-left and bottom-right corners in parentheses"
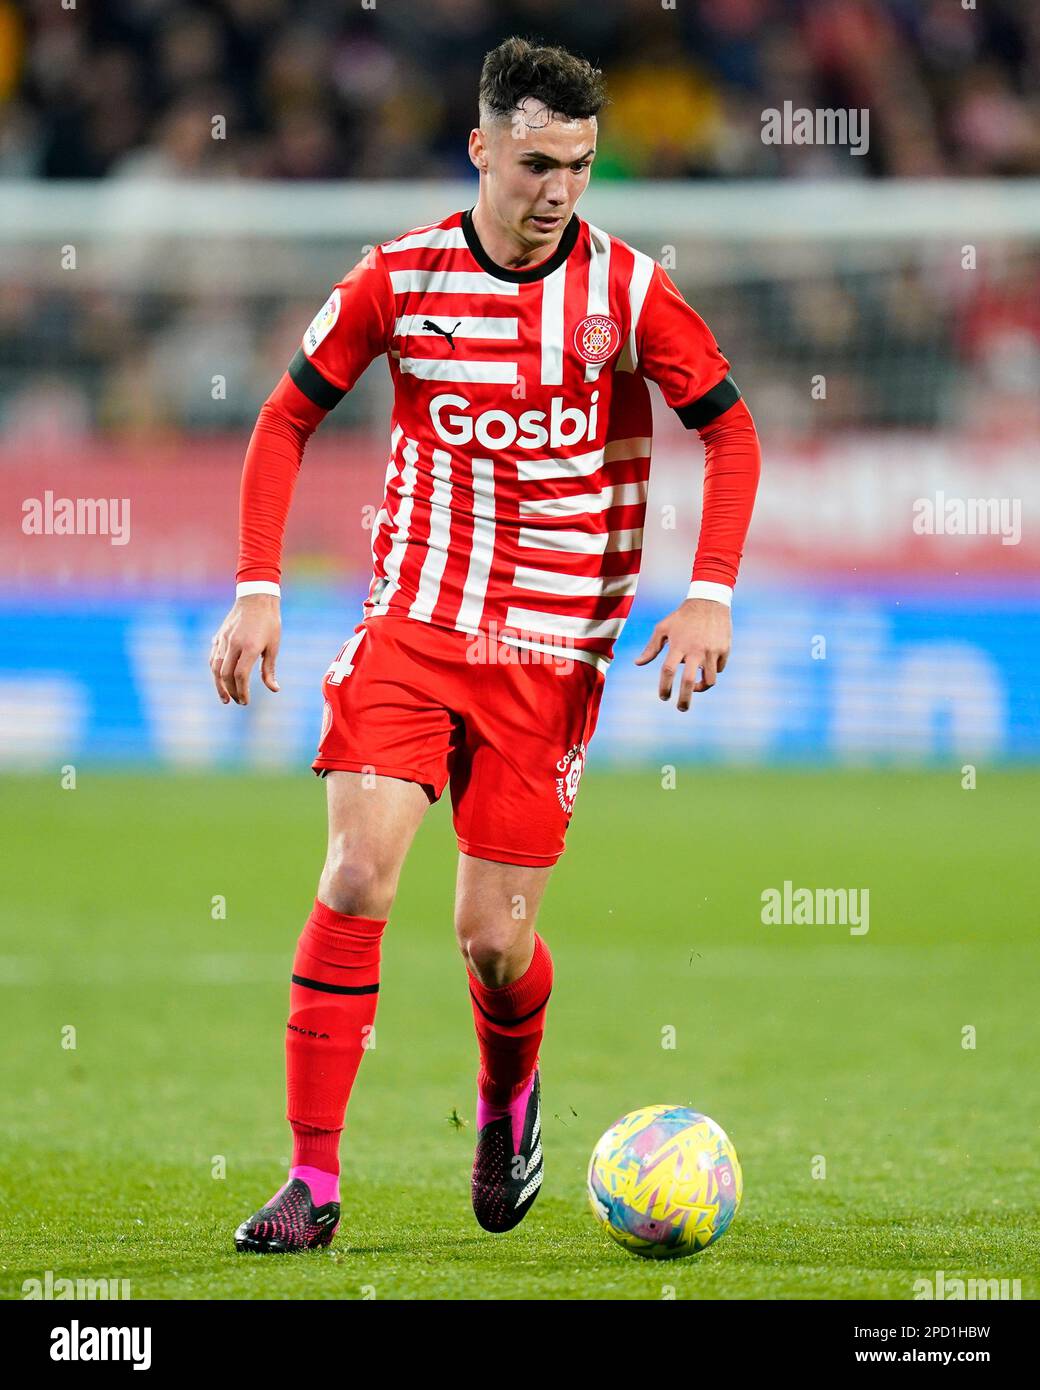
top-left (210, 594), bottom-right (281, 705)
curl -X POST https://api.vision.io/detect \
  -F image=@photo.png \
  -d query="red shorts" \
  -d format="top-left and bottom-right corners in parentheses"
top-left (312, 615), bottom-right (605, 867)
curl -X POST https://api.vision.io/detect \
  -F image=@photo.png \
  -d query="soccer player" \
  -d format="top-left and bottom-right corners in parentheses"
top-left (211, 37), bottom-right (761, 1253)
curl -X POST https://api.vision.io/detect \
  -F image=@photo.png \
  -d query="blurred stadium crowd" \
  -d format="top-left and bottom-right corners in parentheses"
top-left (1, 0), bottom-right (1039, 442)
top-left (4, 0), bottom-right (1040, 181)
top-left (5, 238), bottom-right (1039, 443)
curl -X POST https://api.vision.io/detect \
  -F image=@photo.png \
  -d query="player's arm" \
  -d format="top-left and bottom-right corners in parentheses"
top-left (210, 248), bottom-right (396, 706)
top-left (631, 264), bottom-right (761, 711)
top-left (210, 374), bottom-right (325, 705)
top-left (635, 397), bottom-right (760, 710)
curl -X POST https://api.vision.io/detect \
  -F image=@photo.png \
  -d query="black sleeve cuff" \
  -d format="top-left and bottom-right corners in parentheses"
top-left (288, 348), bottom-right (346, 410)
top-left (674, 373), bottom-right (742, 430)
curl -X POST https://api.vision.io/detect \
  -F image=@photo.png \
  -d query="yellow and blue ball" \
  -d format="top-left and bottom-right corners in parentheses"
top-left (587, 1105), bottom-right (742, 1259)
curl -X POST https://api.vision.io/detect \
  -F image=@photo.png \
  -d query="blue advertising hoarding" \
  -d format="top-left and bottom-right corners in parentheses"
top-left (1, 587), bottom-right (1037, 769)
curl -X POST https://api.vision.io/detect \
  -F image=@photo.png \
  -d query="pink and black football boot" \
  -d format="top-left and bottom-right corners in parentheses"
top-left (471, 1068), bottom-right (543, 1232)
top-left (234, 1178), bottom-right (339, 1254)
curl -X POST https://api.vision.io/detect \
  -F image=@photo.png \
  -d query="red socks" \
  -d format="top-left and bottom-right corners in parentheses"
top-left (285, 898), bottom-right (385, 1175)
top-left (285, 905), bottom-right (550, 1172)
top-left (467, 933), bottom-right (553, 1105)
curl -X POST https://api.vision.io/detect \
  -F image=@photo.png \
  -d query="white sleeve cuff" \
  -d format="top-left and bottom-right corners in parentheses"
top-left (686, 580), bottom-right (733, 607)
top-left (236, 581), bottom-right (281, 598)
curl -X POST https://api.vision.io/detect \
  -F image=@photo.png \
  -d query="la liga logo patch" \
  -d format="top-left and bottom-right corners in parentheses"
top-left (573, 315), bottom-right (620, 364)
top-left (304, 288), bottom-right (341, 356)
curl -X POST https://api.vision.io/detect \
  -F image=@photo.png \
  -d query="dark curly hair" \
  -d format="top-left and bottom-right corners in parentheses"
top-left (478, 36), bottom-right (608, 128)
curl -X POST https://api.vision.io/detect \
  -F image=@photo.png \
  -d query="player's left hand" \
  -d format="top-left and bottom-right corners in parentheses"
top-left (634, 598), bottom-right (731, 712)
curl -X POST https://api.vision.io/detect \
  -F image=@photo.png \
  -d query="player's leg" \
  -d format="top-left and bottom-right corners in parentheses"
top-left (451, 648), bottom-right (606, 1232)
top-left (236, 771), bottom-right (430, 1255)
top-left (286, 771), bottom-right (430, 1181)
top-left (456, 853), bottom-right (553, 1106)
top-left (456, 853), bottom-right (554, 1232)
top-left (237, 616), bottom-right (454, 1254)
top-left (317, 765), bottom-right (431, 916)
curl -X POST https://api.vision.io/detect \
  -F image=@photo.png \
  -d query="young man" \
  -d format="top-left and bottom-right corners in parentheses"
top-left (210, 37), bottom-right (761, 1253)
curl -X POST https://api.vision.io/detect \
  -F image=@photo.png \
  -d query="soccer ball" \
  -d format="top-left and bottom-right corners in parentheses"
top-left (587, 1105), bottom-right (742, 1259)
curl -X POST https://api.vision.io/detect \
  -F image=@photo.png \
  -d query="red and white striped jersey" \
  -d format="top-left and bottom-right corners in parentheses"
top-left (288, 207), bottom-right (742, 670)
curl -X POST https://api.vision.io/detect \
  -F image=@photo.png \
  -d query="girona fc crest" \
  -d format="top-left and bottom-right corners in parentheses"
top-left (573, 315), bottom-right (620, 365)
top-left (555, 741), bottom-right (587, 814)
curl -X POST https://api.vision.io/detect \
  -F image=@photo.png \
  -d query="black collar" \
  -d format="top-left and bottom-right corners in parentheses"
top-left (461, 206), bottom-right (580, 283)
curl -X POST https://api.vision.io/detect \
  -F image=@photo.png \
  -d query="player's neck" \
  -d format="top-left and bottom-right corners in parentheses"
top-left (470, 200), bottom-right (562, 272)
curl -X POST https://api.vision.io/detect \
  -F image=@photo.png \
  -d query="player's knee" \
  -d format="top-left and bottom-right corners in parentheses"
top-left (319, 848), bottom-right (395, 919)
top-left (456, 926), bottom-right (520, 988)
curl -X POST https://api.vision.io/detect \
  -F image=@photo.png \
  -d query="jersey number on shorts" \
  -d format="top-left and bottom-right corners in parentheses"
top-left (325, 629), bottom-right (367, 685)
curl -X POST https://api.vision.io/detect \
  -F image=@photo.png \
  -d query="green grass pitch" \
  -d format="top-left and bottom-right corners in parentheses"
top-left (1, 768), bottom-right (1037, 1301)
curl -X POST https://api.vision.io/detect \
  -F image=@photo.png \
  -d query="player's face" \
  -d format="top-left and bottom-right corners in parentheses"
top-left (475, 102), bottom-right (597, 248)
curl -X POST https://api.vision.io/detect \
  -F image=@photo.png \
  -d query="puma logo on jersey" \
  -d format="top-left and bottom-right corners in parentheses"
top-left (430, 391), bottom-right (600, 450)
top-left (422, 319), bottom-right (461, 350)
